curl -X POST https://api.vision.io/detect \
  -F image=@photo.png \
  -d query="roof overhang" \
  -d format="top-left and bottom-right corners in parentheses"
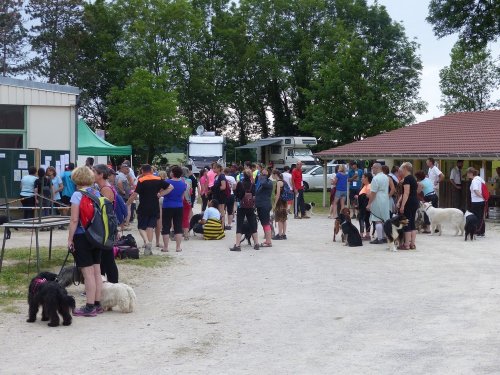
top-left (236, 139), bottom-right (281, 149)
top-left (0, 77), bottom-right (80, 95)
top-left (315, 152), bottom-right (500, 161)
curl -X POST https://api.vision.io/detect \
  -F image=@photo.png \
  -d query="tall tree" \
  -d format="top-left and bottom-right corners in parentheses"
top-left (107, 69), bottom-right (189, 162)
top-left (26, 0), bottom-right (83, 82)
top-left (427, 0), bottom-right (500, 48)
top-left (0, 0), bottom-right (27, 76)
top-left (439, 43), bottom-right (500, 113)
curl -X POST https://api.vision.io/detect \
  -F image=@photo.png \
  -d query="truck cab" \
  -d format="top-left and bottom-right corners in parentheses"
top-left (187, 132), bottom-right (225, 174)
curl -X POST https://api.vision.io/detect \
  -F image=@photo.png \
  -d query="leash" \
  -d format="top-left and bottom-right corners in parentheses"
top-left (55, 246), bottom-right (80, 286)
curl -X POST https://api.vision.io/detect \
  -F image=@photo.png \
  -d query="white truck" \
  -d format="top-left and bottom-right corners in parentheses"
top-left (187, 127), bottom-right (225, 174)
top-left (253, 137), bottom-right (317, 169)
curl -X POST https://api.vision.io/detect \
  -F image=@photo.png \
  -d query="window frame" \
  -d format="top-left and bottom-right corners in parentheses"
top-left (0, 105), bottom-right (26, 148)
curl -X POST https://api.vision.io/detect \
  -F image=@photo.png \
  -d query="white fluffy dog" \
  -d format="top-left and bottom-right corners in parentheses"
top-left (421, 202), bottom-right (465, 236)
top-left (101, 278), bottom-right (137, 313)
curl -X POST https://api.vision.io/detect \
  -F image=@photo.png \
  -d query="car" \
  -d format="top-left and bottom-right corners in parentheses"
top-left (302, 164), bottom-right (342, 191)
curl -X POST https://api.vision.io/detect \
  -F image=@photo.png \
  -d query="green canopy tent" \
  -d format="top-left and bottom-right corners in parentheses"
top-left (78, 119), bottom-right (132, 156)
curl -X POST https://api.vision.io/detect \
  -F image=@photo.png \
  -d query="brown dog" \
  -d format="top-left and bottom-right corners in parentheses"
top-left (333, 207), bottom-right (351, 242)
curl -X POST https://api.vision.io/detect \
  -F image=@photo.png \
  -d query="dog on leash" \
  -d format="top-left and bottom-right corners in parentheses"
top-left (333, 207), bottom-right (350, 242)
top-left (414, 207), bottom-right (425, 233)
top-left (421, 202), bottom-right (465, 236)
top-left (340, 217), bottom-right (363, 247)
top-left (464, 211), bottom-right (479, 241)
top-left (100, 278), bottom-right (137, 313)
top-left (304, 202), bottom-right (315, 216)
top-left (27, 271), bottom-right (75, 327)
top-left (383, 215), bottom-right (409, 252)
top-left (238, 218), bottom-right (254, 246)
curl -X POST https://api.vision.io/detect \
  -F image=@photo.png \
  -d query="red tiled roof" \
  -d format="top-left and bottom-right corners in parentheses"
top-left (315, 110), bottom-right (500, 160)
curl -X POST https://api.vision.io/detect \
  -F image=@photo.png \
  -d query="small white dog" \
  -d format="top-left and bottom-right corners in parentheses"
top-left (421, 202), bottom-right (465, 236)
top-left (101, 278), bottom-right (137, 313)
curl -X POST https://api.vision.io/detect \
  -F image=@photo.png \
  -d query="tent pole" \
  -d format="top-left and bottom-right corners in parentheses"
top-left (323, 159), bottom-right (327, 208)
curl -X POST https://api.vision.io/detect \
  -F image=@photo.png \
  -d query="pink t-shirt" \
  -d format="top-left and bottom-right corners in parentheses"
top-left (207, 169), bottom-right (216, 188)
top-left (200, 175), bottom-right (208, 195)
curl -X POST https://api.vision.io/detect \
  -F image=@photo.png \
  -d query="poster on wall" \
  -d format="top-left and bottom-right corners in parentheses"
top-left (18, 160), bottom-right (28, 169)
top-left (13, 170), bottom-right (21, 182)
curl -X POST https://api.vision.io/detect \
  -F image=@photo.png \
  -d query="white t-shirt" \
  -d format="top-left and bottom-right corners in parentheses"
top-left (225, 175), bottom-right (236, 195)
top-left (282, 172), bottom-right (292, 190)
top-left (203, 207), bottom-right (221, 221)
top-left (450, 167), bottom-right (462, 185)
top-left (470, 176), bottom-right (485, 202)
top-left (428, 165), bottom-right (443, 189)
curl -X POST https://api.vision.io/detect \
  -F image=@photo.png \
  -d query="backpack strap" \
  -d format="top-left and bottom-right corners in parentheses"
top-left (79, 188), bottom-right (100, 206)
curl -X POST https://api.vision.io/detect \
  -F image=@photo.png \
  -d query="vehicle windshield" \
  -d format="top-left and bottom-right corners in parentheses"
top-left (303, 166), bottom-right (316, 173)
top-left (294, 149), bottom-right (313, 156)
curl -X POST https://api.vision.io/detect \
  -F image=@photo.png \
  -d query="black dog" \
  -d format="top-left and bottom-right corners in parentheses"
top-left (0, 215), bottom-right (11, 240)
top-left (464, 211), bottom-right (479, 241)
top-left (384, 215), bottom-right (409, 251)
top-left (27, 272), bottom-right (75, 327)
top-left (190, 213), bottom-right (203, 235)
top-left (238, 218), bottom-right (253, 246)
top-left (340, 217), bottom-right (363, 247)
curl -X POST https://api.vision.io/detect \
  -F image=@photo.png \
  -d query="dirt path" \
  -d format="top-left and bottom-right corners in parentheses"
top-left (1, 216), bottom-right (500, 374)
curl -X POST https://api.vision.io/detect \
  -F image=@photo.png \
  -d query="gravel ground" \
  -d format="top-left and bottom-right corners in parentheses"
top-left (1, 213), bottom-right (500, 375)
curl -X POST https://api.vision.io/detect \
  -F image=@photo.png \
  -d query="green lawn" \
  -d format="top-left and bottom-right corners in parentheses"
top-left (0, 247), bottom-right (170, 312)
top-left (304, 191), bottom-right (330, 214)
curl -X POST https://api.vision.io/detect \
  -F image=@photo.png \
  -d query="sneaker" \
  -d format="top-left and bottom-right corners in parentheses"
top-left (253, 244), bottom-right (260, 250)
top-left (224, 225), bottom-right (232, 230)
top-left (95, 305), bottom-right (104, 314)
top-left (301, 215), bottom-right (311, 219)
top-left (294, 216), bottom-right (302, 219)
top-left (144, 243), bottom-right (153, 256)
top-left (281, 234), bottom-right (287, 240)
top-left (272, 235), bottom-right (282, 240)
top-left (369, 238), bottom-right (384, 245)
top-left (229, 245), bottom-right (241, 252)
top-left (73, 305), bottom-right (97, 317)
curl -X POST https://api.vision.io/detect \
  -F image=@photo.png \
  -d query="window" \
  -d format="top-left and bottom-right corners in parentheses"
top-left (0, 105), bottom-right (24, 130)
top-left (0, 105), bottom-right (25, 148)
top-left (271, 146), bottom-right (281, 154)
top-left (287, 149), bottom-right (294, 156)
top-left (0, 134), bottom-right (23, 148)
top-left (313, 167), bottom-right (324, 175)
top-left (285, 138), bottom-right (291, 145)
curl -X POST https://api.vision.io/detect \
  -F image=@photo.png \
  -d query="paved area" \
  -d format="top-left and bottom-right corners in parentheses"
top-left (1, 215), bottom-right (500, 374)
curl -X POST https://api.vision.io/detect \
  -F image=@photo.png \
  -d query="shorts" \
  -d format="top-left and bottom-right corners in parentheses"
top-left (162, 207), bottom-right (183, 235)
top-left (349, 189), bottom-right (359, 202)
top-left (137, 214), bottom-right (159, 230)
top-left (61, 195), bottom-right (71, 206)
top-left (72, 233), bottom-right (102, 268)
top-left (226, 195), bottom-right (235, 215)
top-left (257, 206), bottom-right (271, 226)
top-left (335, 190), bottom-right (347, 199)
top-left (217, 193), bottom-right (227, 205)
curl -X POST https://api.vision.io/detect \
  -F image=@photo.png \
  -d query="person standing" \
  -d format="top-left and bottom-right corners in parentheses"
top-left (282, 166), bottom-right (294, 213)
top-left (127, 164), bottom-right (172, 255)
top-left (224, 167), bottom-right (237, 230)
top-left (467, 167), bottom-right (486, 237)
top-left (255, 167), bottom-right (273, 247)
top-left (67, 166), bottom-right (103, 317)
top-left (348, 162), bottom-right (363, 218)
top-left (199, 167), bottom-right (209, 212)
top-left (367, 163), bottom-right (391, 244)
top-left (416, 170), bottom-right (436, 234)
top-left (61, 162), bottom-right (76, 215)
top-left (212, 164), bottom-right (227, 229)
top-left (450, 160), bottom-right (464, 209)
top-left (332, 164), bottom-right (348, 219)
top-left (187, 165), bottom-right (198, 209)
top-left (93, 164), bottom-right (119, 283)
top-left (19, 166), bottom-right (37, 219)
top-left (426, 158), bottom-right (444, 203)
top-left (34, 167), bottom-right (53, 218)
top-left (181, 167), bottom-right (193, 240)
top-left (292, 161), bottom-right (309, 219)
top-left (161, 166), bottom-right (186, 252)
top-left (116, 163), bottom-right (132, 228)
top-left (272, 170), bottom-right (288, 240)
top-left (398, 162), bottom-right (419, 250)
top-left (494, 167), bottom-right (500, 196)
top-left (357, 172), bottom-right (372, 240)
top-left (230, 170), bottom-right (259, 251)
top-left (207, 162), bottom-right (216, 200)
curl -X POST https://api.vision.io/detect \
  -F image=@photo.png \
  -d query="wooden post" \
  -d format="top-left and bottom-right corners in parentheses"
top-left (323, 158), bottom-right (327, 208)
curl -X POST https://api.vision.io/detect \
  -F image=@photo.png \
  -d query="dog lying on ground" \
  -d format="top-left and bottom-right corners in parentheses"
top-left (464, 210), bottom-right (479, 241)
top-left (101, 277), bottom-right (137, 313)
top-left (340, 217), bottom-right (363, 247)
top-left (333, 207), bottom-right (350, 242)
top-left (27, 271), bottom-right (75, 327)
top-left (383, 215), bottom-right (409, 252)
top-left (190, 213), bottom-right (204, 236)
top-left (422, 202), bottom-right (465, 236)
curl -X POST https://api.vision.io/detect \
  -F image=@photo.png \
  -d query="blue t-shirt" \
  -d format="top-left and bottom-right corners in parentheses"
top-left (336, 172), bottom-right (348, 192)
top-left (62, 171), bottom-right (76, 198)
top-left (70, 188), bottom-right (101, 235)
top-left (20, 175), bottom-right (37, 197)
top-left (162, 179), bottom-right (186, 208)
top-left (421, 178), bottom-right (434, 196)
top-left (203, 207), bottom-right (221, 221)
top-left (348, 169), bottom-right (363, 191)
top-left (51, 175), bottom-right (63, 201)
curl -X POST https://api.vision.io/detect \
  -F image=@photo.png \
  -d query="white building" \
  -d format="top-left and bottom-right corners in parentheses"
top-left (0, 77), bottom-right (79, 161)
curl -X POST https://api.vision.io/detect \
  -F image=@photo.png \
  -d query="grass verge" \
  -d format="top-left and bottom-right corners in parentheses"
top-left (304, 191), bottom-right (330, 215)
top-left (0, 247), bottom-right (169, 312)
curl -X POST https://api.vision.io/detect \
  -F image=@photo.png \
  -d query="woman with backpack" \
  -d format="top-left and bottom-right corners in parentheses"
top-left (271, 170), bottom-right (289, 240)
top-left (67, 166), bottom-right (104, 317)
top-left (93, 164), bottom-right (119, 283)
top-left (230, 170), bottom-right (259, 251)
top-left (255, 167), bottom-right (274, 248)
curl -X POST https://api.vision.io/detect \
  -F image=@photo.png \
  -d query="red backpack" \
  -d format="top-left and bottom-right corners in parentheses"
top-left (79, 189), bottom-right (95, 229)
top-left (481, 182), bottom-right (490, 201)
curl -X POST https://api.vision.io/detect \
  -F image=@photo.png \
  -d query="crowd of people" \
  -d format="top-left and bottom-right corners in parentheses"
top-left (16, 156), bottom-right (495, 316)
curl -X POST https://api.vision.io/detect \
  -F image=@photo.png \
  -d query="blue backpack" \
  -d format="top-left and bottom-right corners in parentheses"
top-left (110, 185), bottom-right (128, 225)
top-left (280, 181), bottom-right (294, 201)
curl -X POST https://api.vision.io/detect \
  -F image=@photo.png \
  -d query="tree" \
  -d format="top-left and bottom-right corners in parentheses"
top-left (0, 0), bottom-right (27, 76)
top-left (107, 69), bottom-right (190, 163)
top-left (439, 43), bottom-right (500, 113)
top-left (301, 1), bottom-right (426, 146)
top-left (427, 0), bottom-right (500, 48)
top-left (26, 0), bottom-right (83, 82)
